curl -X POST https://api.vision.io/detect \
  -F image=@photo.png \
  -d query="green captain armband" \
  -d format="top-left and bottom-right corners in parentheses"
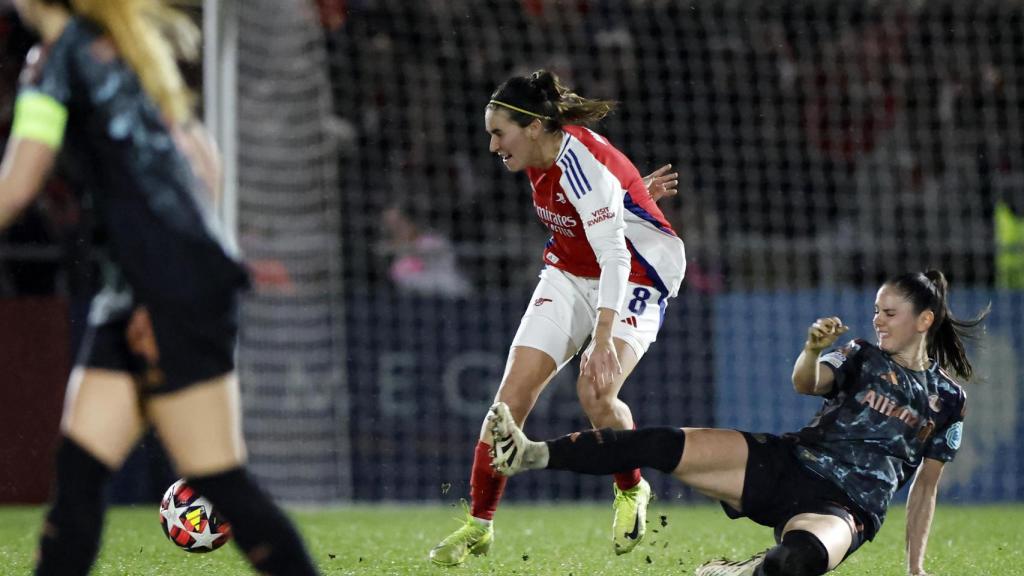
top-left (11, 91), bottom-right (68, 149)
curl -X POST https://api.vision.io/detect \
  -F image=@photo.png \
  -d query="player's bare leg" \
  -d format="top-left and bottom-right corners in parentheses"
top-left (62, 368), bottom-right (147, 468)
top-left (576, 337), bottom-right (640, 436)
top-left (430, 346), bottom-right (561, 566)
top-left (670, 428), bottom-right (747, 510)
top-left (146, 372), bottom-right (246, 477)
top-left (576, 338), bottom-right (651, 554)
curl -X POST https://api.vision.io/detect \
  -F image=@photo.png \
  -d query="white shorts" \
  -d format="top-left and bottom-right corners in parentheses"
top-left (510, 267), bottom-right (667, 369)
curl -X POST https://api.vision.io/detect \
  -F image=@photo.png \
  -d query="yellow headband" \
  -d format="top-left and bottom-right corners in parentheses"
top-left (488, 99), bottom-right (551, 120)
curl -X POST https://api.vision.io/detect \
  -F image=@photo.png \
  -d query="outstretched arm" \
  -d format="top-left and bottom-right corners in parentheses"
top-left (906, 458), bottom-right (944, 576)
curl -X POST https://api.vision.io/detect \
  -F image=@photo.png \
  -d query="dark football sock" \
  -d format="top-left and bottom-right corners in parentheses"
top-left (35, 437), bottom-right (112, 576)
top-left (545, 426), bottom-right (685, 474)
top-left (188, 467), bottom-right (320, 576)
top-left (756, 530), bottom-right (831, 576)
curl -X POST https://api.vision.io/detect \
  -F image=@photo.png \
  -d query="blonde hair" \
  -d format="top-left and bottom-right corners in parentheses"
top-left (71, 0), bottom-right (199, 123)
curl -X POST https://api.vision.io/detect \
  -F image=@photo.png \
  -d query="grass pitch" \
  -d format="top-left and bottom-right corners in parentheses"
top-left (0, 503), bottom-right (1020, 575)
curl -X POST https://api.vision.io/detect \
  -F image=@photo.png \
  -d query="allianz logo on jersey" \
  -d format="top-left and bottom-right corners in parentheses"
top-left (857, 389), bottom-right (922, 428)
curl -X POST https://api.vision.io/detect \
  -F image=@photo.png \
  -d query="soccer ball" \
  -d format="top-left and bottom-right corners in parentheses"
top-left (158, 479), bottom-right (232, 553)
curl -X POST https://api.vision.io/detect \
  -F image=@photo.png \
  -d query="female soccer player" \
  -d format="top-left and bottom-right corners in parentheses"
top-left (1, 1), bottom-right (320, 574)
top-left (488, 270), bottom-right (984, 576)
top-left (429, 70), bottom-right (686, 565)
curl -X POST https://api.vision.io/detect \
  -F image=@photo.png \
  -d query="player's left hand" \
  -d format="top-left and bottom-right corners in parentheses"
top-left (126, 307), bottom-right (160, 365)
top-left (643, 164), bottom-right (679, 203)
top-left (581, 337), bottom-right (622, 395)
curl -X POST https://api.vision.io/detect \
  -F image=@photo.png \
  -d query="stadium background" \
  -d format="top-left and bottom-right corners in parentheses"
top-left (0, 0), bottom-right (1021, 511)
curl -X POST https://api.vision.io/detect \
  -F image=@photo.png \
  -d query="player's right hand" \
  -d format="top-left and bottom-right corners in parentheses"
top-left (581, 337), bottom-right (622, 395)
top-left (805, 316), bottom-right (848, 352)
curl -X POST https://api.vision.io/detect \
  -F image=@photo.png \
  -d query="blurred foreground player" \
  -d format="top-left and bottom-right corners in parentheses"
top-left (0, 0), bottom-right (319, 574)
top-left (489, 270), bottom-right (985, 576)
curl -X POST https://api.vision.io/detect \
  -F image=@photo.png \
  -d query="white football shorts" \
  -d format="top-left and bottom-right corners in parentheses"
top-left (510, 266), bottom-right (667, 369)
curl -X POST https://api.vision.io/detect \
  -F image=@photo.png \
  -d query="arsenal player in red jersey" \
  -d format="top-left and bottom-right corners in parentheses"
top-left (430, 69), bottom-right (686, 566)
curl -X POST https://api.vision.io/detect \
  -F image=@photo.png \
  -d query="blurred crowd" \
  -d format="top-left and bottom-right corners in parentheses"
top-left (326, 0), bottom-right (1024, 293)
top-left (2, 0), bottom-right (1022, 299)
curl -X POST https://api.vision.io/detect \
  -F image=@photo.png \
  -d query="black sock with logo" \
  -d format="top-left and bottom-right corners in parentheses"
top-left (545, 427), bottom-right (685, 474)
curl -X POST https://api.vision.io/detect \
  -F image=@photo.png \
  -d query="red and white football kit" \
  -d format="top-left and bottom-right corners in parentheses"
top-left (511, 125), bottom-right (686, 364)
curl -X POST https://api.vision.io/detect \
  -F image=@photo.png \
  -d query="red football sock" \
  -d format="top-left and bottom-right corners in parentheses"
top-left (614, 468), bottom-right (642, 491)
top-left (469, 441), bottom-right (507, 521)
top-left (613, 423), bottom-right (642, 490)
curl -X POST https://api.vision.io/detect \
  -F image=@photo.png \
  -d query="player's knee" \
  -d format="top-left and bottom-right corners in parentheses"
top-left (576, 387), bottom-right (616, 418)
top-left (762, 530), bottom-right (830, 576)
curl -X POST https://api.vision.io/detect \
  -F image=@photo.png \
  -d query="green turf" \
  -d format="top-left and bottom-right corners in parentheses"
top-left (1, 503), bottom-right (1020, 575)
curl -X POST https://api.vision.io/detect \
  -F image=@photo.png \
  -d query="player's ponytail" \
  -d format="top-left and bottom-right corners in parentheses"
top-left (886, 270), bottom-right (990, 381)
top-left (488, 69), bottom-right (616, 130)
top-left (70, 0), bottom-right (199, 123)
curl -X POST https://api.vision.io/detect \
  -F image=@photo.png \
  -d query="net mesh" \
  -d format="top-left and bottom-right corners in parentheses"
top-left (235, 0), bottom-right (349, 502)
top-left (235, 0), bottom-right (1023, 502)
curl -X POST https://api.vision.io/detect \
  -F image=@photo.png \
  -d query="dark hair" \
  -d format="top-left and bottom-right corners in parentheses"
top-left (487, 70), bottom-right (616, 130)
top-left (886, 270), bottom-right (989, 381)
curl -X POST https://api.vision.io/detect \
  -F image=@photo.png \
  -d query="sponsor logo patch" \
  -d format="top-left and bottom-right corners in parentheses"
top-left (586, 207), bottom-right (615, 226)
top-left (820, 350), bottom-right (847, 369)
top-left (945, 421), bottom-right (963, 450)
